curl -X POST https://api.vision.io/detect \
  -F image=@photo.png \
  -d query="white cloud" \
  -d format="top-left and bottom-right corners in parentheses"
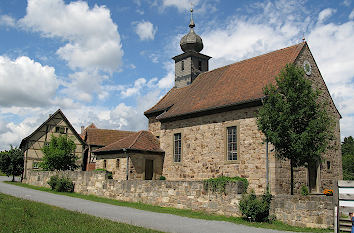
top-left (20, 0), bottom-right (123, 72)
top-left (349, 9), bottom-right (354, 20)
top-left (121, 78), bottom-right (147, 97)
top-left (0, 56), bottom-right (58, 107)
top-left (318, 8), bottom-right (336, 23)
top-left (149, 53), bottom-right (159, 63)
top-left (0, 15), bottom-right (16, 27)
top-left (161, 0), bottom-right (200, 12)
top-left (135, 21), bottom-right (157, 40)
top-left (157, 62), bottom-right (174, 89)
top-left (343, 0), bottom-right (351, 7)
top-left (60, 71), bottom-right (109, 102)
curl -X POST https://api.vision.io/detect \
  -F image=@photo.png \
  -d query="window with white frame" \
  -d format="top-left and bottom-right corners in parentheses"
top-left (173, 133), bottom-right (181, 162)
top-left (227, 126), bottom-right (237, 160)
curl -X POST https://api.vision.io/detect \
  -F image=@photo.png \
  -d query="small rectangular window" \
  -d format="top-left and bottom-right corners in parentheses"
top-left (198, 60), bottom-right (202, 70)
top-left (103, 159), bottom-right (107, 169)
top-left (227, 126), bottom-right (237, 160)
top-left (174, 133), bottom-right (181, 162)
top-left (116, 159), bottom-right (120, 169)
top-left (181, 60), bottom-right (184, 71)
top-left (327, 161), bottom-right (331, 170)
top-left (55, 126), bottom-right (67, 134)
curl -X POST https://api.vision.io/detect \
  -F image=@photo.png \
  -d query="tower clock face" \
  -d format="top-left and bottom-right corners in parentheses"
top-left (303, 60), bottom-right (312, 75)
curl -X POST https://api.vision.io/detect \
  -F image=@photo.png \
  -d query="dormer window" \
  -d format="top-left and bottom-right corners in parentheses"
top-left (181, 60), bottom-right (184, 71)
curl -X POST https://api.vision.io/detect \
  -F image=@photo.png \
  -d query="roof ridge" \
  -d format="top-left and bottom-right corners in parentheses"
top-left (87, 128), bottom-right (135, 133)
top-left (199, 42), bottom-right (305, 77)
top-left (128, 131), bottom-right (143, 149)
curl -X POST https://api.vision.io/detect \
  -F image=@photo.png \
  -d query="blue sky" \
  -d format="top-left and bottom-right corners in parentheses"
top-left (0, 0), bottom-right (353, 150)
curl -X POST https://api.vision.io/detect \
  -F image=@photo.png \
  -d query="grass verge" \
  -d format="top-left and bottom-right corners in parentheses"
top-left (5, 181), bottom-right (331, 232)
top-left (0, 171), bottom-right (6, 176)
top-left (0, 192), bottom-right (161, 233)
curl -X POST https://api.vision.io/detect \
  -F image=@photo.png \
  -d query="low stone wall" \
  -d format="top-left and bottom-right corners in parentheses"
top-left (24, 170), bottom-right (243, 217)
top-left (271, 194), bottom-right (334, 228)
top-left (25, 171), bottom-right (334, 229)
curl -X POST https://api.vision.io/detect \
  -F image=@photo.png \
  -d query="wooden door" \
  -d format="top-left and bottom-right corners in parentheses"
top-left (145, 159), bottom-right (153, 180)
top-left (308, 161), bottom-right (319, 193)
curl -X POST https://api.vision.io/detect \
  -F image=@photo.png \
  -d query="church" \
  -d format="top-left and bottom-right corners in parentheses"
top-left (93, 9), bottom-right (342, 195)
top-left (21, 10), bottom-right (342, 195)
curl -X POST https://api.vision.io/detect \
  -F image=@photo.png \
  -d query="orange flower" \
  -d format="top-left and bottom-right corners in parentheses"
top-left (323, 189), bottom-right (333, 196)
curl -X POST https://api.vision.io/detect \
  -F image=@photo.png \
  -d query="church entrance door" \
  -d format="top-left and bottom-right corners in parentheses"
top-left (308, 160), bottom-right (320, 193)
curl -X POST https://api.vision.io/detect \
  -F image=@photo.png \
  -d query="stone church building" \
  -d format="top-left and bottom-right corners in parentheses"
top-left (22, 11), bottom-right (342, 195)
top-left (96, 11), bottom-right (342, 194)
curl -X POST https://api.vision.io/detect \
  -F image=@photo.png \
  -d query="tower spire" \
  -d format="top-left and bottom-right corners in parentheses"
top-left (189, 8), bottom-right (195, 28)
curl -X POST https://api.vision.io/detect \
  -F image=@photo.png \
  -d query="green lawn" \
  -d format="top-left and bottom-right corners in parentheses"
top-left (0, 171), bottom-right (6, 176)
top-left (5, 181), bottom-right (332, 232)
top-left (0, 192), bottom-right (162, 233)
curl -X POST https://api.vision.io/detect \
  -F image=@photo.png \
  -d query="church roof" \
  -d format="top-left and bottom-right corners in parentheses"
top-left (84, 128), bottom-right (136, 146)
top-left (93, 130), bottom-right (164, 154)
top-left (145, 42), bottom-right (306, 121)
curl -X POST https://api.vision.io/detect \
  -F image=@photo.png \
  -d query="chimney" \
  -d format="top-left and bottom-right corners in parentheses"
top-left (81, 126), bottom-right (85, 134)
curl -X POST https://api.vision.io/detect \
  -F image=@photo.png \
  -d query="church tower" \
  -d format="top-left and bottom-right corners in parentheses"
top-left (173, 9), bottom-right (211, 88)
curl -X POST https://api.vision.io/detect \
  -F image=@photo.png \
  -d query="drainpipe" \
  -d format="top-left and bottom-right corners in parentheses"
top-left (266, 140), bottom-right (269, 191)
top-left (124, 149), bottom-right (129, 180)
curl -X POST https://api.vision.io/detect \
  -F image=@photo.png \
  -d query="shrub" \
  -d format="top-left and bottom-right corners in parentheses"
top-left (239, 190), bottom-right (272, 222)
top-left (159, 176), bottom-right (166, 180)
top-left (95, 169), bottom-right (113, 179)
top-left (300, 185), bottom-right (309, 196)
top-left (48, 175), bottom-right (74, 192)
top-left (203, 176), bottom-right (248, 194)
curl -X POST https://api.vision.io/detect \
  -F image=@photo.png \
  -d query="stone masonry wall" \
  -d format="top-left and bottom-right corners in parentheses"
top-left (271, 194), bottom-right (334, 229)
top-left (25, 170), bottom-right (243, 217)
top-left (158, 106), bottom-right (271, 194)
top-left (25, 170), bottom-right (334, 229)
top-left (274, 44), bottom-right (342, 194)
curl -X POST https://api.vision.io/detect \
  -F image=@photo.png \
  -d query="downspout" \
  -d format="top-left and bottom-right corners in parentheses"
top-left (266, 140), bottom-right (269, 191)
top-left (124, 149), bottom-right (129, 180)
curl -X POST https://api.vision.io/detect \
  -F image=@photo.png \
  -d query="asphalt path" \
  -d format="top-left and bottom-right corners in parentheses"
top-left (0, 176), bottom-right (298, 233)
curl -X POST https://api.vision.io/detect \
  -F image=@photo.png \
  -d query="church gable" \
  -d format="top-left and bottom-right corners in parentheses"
top-left (294, 44), bottom-right (341, 119)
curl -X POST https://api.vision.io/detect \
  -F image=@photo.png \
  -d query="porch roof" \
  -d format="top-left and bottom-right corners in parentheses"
top-left (92, 130), bottom-right (164, 157)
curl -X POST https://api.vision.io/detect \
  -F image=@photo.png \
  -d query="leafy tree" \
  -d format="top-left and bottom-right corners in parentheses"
top-left (257, 64), bottom-right (334, 195)
top-left (40, 135), bottom-right (78, 171)
top-left (342, 136), bottom-right (354, 180)
top-left (0, 146), bottom-right (24, 182)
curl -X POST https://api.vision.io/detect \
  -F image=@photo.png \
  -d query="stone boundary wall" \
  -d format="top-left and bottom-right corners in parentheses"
top-left (24, 171), bottom-right (334, 228)
top-left (271, 194), bottom-right (334, 228)
top-left (24, 171), bottom-right (244, 217)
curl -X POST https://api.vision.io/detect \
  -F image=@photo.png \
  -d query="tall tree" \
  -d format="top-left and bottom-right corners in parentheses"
top-left (342, 136), bottom-right (354, 180)
top-left (257, 64), bottom-right (334, 195)
top-left (40, 135), bottom-right (78, 171)
top-left (0, 146), bottom-right (24, 182)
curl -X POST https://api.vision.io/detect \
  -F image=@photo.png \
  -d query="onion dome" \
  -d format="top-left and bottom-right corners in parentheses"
top-left (180, 8), bottom-right (203, 53)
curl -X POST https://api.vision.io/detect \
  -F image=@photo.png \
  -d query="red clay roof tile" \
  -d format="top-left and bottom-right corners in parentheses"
top-left (93, 130), bottom-right (163, 154)
top-left (144, 42), bottom-right (305, 120)
top-left (85, 128), bottom-right (136, 146)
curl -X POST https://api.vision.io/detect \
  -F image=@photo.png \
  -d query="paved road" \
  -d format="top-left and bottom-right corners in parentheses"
top-left (0, 176), bottom-right (296, 233)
